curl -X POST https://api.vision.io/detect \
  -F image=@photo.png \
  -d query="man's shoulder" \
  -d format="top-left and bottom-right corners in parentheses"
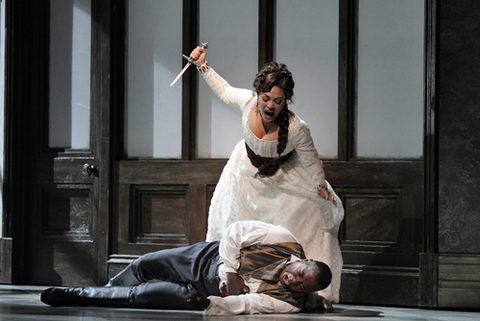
top-left (264, 224), bottom-right (298, 244)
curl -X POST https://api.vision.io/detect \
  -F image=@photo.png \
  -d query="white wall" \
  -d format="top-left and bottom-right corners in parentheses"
top-left (276, 0), bottom-right (339, 159)
top-left (125, 0), bottom-right (182, 158)
top-left (356, 0), bottom-right (424, 158)
top-left (197, 0), bottom-right (258, 158)
top-left (49, 0), bottom-right (91, 149)
top-left (123, 1), bottom-right (424, 160)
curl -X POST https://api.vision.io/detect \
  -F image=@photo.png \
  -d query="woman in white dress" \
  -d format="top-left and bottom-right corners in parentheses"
top-left (190, 46), bottom-right (345, 306)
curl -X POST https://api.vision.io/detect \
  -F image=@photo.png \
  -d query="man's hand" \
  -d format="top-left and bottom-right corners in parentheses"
top-left (226, 272), bottom-right (250, 295)
top-left (185, 290), bottom-right (210, 310)
top-left (304, 292), bottom-right (333, 311)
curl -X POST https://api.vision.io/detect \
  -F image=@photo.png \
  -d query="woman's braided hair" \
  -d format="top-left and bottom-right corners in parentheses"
top-left (253, 62), bottom-right (295, 177)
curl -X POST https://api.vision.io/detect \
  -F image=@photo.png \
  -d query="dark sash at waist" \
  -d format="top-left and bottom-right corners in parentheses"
top-left (245, 142), bottom-right (293, 168)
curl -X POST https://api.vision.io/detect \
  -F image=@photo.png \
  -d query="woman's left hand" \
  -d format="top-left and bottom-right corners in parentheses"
top-left (317, 189), bottom-right (337, 207)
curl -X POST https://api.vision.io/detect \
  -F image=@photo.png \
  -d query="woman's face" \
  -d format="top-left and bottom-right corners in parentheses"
top-left (258, 86), bottom-right (285, 123)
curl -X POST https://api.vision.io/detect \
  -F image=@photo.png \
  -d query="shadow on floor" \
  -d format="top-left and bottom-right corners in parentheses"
top-left (323, 307), bottom-right (383, 317)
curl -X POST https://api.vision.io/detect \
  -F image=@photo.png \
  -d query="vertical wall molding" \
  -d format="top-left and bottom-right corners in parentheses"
top-left (420, 0), bottom-right (438, 308)
top-left (258, 0), bottom-right (275, 69)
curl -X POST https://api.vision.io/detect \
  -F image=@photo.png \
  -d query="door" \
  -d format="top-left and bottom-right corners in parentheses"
top-left (335, 0), bottom-right (427, 306)
top-left (23, 0), bottom-right (112, 286)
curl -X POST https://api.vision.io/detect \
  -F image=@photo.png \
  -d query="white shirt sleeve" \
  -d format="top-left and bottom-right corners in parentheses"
top-left (205, 293), bottom-right (301, 316)
top-left (219, 221), bottom-right (298, 273)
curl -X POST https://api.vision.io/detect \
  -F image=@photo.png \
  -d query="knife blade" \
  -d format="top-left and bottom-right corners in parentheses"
top-left (169, 42), bottom-right (208, 87)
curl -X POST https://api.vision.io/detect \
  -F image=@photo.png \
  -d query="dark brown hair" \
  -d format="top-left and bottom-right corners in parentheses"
top-left (253, 62), bottom-right (295, 177)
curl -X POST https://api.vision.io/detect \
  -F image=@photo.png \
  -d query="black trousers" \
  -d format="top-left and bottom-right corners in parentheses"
top-left (129, 241), bottom-right (222, 309)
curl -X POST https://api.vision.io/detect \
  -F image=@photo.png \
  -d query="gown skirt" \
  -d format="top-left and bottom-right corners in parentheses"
top-left (205, 139), bottom-right (345, 303)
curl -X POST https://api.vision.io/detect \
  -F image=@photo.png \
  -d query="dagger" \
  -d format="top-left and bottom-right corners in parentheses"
top-left (169, 42), bottom-right (208, 87)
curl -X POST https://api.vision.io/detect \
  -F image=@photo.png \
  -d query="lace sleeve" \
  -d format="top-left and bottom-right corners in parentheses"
top-left (289, 117), bottom-right (327, 190)
top-left (200, 65), bottom-right (254, 113)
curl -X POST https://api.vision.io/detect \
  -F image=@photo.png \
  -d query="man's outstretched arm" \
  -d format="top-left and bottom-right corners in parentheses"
top-left (186, 290), bottom-right (300, 315)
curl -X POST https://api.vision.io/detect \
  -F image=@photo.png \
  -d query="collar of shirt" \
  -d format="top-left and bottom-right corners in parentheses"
top-left (286, 255), bottom-right (301, 265)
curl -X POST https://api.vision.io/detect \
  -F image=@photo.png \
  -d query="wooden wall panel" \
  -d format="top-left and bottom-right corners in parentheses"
top-left (130, 184), bottom-right (189, 245)
top-left (438, 254), bottom-right (480, 308)
top-left (39, 184), bottom-right (93, 240)
top-left (109, 160), bottom-right (225, 277)
top-left (110, 159), bottom-right (425, 307)
top-left (25, 183), bottom-right (97, 286)
top-left (328, 162), bottom-right (424, 305)
top-left (341, 189), bottom-right (401, 245)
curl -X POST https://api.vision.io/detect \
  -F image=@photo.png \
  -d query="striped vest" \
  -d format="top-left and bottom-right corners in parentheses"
top-left (238, 242), bottom-right (307, 308)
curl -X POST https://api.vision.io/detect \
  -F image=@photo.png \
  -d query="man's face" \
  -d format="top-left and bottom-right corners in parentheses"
top-left (279, 259), bottom-right (320, 293)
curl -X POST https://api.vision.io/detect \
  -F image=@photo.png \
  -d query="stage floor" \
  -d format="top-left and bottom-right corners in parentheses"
top-left (1, 285), bottom-right (479, 321)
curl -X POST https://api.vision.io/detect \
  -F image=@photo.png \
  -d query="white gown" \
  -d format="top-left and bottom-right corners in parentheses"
top-left (202, 66), bottom-right (345, 303)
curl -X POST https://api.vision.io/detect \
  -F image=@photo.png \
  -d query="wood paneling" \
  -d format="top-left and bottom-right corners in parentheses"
top-left (25, 181), bottom-right (97, 286)
top-left (108, 160), bottom-right (224, 277)
top-left (328, 161), bottom-right (424, 305)
top-left (130, 184), bottom-right (189, 245)
top-left (438, 255), bottom-right (480, 308)
top-left (39, 184), bottom-right (93, 240)
top-left (341, 266), bottom-right (419, 305)
top-left (112, 160), bottom-right (225, 256)
top-left (341, 189), bottom-right (401, 244)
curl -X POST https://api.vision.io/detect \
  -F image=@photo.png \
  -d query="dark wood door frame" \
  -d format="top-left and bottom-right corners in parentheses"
top-left (420, 0), bottom-right (439, 307)
top-left (91, 0), bottom-right (114, 284)
top-left (2, 0), bottom-right (34, 283)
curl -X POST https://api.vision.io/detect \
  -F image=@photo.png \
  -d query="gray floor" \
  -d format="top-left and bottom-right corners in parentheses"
top-left (1, 285), bottom-right (479, 321)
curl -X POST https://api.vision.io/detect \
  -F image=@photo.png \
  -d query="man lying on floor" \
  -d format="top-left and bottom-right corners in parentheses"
top-left (41, 220), bottom-right (332, 315)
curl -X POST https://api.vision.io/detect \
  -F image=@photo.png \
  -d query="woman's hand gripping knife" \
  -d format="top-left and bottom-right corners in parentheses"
top-left (190, 46), bottom-right (207, 67)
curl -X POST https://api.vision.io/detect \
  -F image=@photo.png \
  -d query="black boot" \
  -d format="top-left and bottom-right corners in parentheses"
top-left (41, 286), bottom-right (133, 308)
top-left (106, 264), bottom-right (141, 287)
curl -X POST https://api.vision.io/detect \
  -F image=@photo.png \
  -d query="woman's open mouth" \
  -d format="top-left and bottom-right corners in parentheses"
top-left (264, 109), bottom-right (275, 120)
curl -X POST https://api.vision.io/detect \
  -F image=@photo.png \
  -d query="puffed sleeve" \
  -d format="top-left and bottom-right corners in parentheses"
top-left (200, 66), bottom-right (254, 113)
top-left (219, 221), bottom-right (298, 273)
top-left (289, 117), bottom-right (327, 190)
top-left (205, 293), bottom-right (301, 315)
